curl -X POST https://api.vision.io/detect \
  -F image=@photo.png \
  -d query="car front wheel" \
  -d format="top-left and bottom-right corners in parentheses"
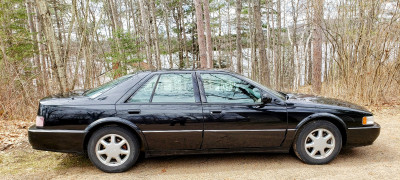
top-left (88, 126), bottom-right (140, 173)
top-left (293, 120), bottom-right (342, 164)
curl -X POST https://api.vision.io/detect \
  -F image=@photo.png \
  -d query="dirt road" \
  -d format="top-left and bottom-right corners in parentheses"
top-left (1, 105), bottom-right (399, 180)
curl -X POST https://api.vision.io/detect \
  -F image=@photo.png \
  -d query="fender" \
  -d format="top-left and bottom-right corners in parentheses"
top-left (84, 117), bottom-right (148, 150)
top-left (295, 113), bottom-right (347, 132)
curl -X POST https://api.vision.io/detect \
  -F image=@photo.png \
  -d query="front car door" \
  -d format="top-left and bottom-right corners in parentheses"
top-left (116, 72), bottom-right (203, 151)
top-left (198, 72), bottom-right (287, 149)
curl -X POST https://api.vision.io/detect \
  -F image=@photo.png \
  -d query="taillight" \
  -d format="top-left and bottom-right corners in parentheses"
top-left (36, 116), bottom-right (44, 127)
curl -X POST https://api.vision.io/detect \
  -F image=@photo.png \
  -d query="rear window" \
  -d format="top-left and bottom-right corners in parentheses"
top-left (83, 74), bottom-right (134, 98)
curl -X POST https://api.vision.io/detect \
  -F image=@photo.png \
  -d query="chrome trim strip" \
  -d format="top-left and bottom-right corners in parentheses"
top-left (143, 130), bottom-right (203, 133)
top-left (348, 126), bottom-right (379, 130)
top-left (205, 129), bottom-right (287, 132)
top-left (142, 129), bottom-right (288, 133)
top-left (287, 129), bottom-right (297, 131)
top-left (29, 129), bottom-right (86, 134)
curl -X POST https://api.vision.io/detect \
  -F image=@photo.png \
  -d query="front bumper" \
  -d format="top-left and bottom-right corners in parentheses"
top-left (28, 125), bottom-right (86, 153)
top-left (346, 123), bottom-right (380, 147)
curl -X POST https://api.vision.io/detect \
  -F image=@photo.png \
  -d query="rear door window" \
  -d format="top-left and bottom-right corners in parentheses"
top-left (152, 74), bottom-right (195, 103)
top-left (127, 73), bottom-right (195, 103)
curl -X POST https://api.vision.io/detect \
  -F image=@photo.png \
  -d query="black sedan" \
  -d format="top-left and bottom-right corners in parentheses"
top-left (28, 70), bottom-right (380, 172)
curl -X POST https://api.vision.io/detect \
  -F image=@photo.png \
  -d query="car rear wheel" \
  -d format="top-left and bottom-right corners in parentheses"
top-left (293, 120), bottom-right (342, 164)
top-left (88, 126), bottom-right (139, 173)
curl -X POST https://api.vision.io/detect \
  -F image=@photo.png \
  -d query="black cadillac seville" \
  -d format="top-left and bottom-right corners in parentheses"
top-left (28, 70), bottom-right (380, 172)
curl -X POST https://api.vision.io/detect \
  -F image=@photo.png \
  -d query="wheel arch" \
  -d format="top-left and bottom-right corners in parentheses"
top-left (295, 113), bottom-right (348, 146)
top-left (83, 117), bottom-right (148, 152)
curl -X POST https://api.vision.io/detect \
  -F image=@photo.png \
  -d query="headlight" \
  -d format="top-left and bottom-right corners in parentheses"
top-left (362, 116), bottom-right (374, 125)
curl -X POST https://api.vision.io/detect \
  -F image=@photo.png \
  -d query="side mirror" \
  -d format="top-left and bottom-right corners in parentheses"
top-left (261, 94), bottom-right (272, 104)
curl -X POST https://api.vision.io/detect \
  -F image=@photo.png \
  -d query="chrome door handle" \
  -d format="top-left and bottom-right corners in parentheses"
top-left (210, 110), bottom-right (222, 114)
top-left (128, 109), bottom-right (141, 114)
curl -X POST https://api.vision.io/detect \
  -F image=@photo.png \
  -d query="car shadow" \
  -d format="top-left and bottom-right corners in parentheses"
top-left (54, 144), bottom-right (390, 172)
top-left (57, 153), bottom-right (92, 169)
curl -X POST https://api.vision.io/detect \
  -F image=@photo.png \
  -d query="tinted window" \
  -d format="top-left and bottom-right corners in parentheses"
top-left (201, 73), bottom-right (261, 103)
top-left (152, 73), bottom-right (195, 103)
top-left (127, 75), bottom-right (159, 103)
top-left (84, 74), bottom-right (135, 98)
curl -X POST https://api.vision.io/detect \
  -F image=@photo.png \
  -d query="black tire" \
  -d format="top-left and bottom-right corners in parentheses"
top-left (87, 126), bottom-right (140, 173)
top-left (293, 120), bottom-right (342, 164)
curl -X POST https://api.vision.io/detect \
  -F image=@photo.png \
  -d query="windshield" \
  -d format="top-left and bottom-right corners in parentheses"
top-left (83, 74), bottom-right (134, 98)
top-left (239, 75), bottom-right (286, 100)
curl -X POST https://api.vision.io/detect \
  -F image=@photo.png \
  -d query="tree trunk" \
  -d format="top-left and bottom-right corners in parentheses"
top-left (150, 0), bottom-right (161, 70)
top-left (179, 0), bottom-right (189, 68)
top-left (163, 1), bottom-right (173, 69)
top-left (138, 0), bottom-right (153, 69)
top-left (254, 0), bottom-right (269, 86)
top-left (172, 8), bottom-right (184, 68)
top-left (217, 3), bottom-right (222, 69)
top-left (249, 1), bottom-right (256, 79)
top-left (194, 0), bottom-right (207, 69)
top-left (203, 0), bottom-right (213, 68)
top-left (25, 0), bottom-right (43, 94)
top-left (35, 5), bottom-right (49, 95)
top-left (236, 0), bottom-right (242, 74)
top-left (312, 0), bottom-right (324, 93)
top-left (0, 33), bottom-right (8, 63)
top-left (227, 0), bottom-right (233, 70)
top-left (35, 0), bottom-right (68, 95)
top-left (275, 0), bottom-right (282, 90)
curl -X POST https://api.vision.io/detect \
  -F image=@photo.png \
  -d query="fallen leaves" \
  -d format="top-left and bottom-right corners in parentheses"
top-left (0, 119), bottom-right (31, 151)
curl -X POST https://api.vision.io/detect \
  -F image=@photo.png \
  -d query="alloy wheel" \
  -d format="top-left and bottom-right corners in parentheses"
top-left (95, 134), bottom-right (131, 167)
top-left (304, 128), bottom-right (335, 159)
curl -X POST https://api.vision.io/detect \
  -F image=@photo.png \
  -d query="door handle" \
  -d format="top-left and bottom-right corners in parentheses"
top-left (128, 109), bottom-right (141, 114)
top-left (210, 110), bottom-right (222, 114)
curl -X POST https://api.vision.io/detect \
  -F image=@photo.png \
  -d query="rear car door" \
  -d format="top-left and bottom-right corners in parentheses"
top-left (198, 72), bottom-right (287, 149)
top-left (116, 72), bottom-right (203, 151)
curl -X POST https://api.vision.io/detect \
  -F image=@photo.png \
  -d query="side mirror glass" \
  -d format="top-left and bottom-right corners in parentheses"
top-left (261, 94), bottom-right (272, 104)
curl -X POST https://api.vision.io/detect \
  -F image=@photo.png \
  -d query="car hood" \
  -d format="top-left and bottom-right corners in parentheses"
top-left (286, 93), bottom-right (370, 112)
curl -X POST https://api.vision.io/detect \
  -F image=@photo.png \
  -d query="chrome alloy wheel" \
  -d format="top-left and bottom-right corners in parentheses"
top-left (95, 134), bottom-right (130, 167)
top-left (304, 128), bottom-right (335, 159)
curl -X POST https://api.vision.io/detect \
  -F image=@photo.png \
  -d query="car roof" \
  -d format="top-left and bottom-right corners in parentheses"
top-left (146, 69), bottom-right (234, 73)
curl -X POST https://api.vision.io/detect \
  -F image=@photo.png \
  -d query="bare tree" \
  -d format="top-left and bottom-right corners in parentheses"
top-left (203, 0), bottom-right (213, 68)
top-left (139, 0), bottom-right (153, 69)
top-left (312, 0), bottom-right (323, 93)
top-left (253, 0), bottom-right (269, 86)
top-left (150, 0), bottom-right (161, 69)
top-left (236, 0), bottom-right (242, 74)
top-left (35, 0), bottom-right (68, 95)
top-left (163, 1), bottom-right (173, 69)
top-left (194, 0), bottom-right (207, 69)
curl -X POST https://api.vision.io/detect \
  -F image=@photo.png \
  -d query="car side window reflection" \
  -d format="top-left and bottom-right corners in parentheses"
top-left (126, 75), bottom-right (159, 103)
top-left (201, 73), bottom-right (261, 103)
top-left (152, 73), bottom-right (195, 103)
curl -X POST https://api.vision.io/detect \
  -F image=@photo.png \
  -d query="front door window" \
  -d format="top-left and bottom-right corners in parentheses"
top-left (200, 73), bottom-right (261, 103)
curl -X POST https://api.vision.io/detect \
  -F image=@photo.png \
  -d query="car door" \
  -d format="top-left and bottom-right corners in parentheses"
top-left (198, 72), bottom-right (287, 149)
top-left (116, 72), bottom-right (203, 151)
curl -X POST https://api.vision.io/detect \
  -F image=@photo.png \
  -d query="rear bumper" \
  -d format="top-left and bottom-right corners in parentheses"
top-left (346, 123), bottom-right (380, 147)
top-left (28, 125), bottom-right (86, 153)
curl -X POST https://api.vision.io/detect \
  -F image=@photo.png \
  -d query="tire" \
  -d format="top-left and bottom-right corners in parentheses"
top-left (87, 126), bottom-right (140, 173)
top-left (293, 120), bottom-right (342, 164)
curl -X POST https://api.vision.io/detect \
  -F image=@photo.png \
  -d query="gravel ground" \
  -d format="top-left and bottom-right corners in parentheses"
top-left (1, 105), bottom-right (399, 180)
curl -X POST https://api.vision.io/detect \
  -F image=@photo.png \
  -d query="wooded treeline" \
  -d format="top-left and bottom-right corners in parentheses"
top-left (1, 0), bottom-right (400, 119)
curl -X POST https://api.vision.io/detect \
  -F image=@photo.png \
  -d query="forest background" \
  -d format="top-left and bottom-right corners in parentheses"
top-left (1, 0), bottom-right (400, 121)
